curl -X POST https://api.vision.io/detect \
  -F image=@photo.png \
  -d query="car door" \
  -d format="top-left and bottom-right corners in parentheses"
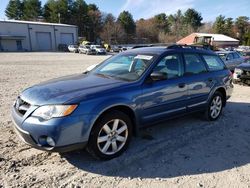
top-left (233, 52), bottom-right (244, 66)
top-left (182, 53), bottom-right (213, 111)
top-left (140, 53), bottom-right (188, 125)
top-left (225, 53), bottom-right (235, 70)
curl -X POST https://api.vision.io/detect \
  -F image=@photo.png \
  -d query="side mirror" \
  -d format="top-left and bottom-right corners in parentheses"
top-left (150, 71), bottom-right (167, 81)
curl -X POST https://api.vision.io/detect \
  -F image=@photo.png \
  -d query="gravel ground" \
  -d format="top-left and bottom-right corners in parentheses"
top-left (0, 52), bottom-right (250, 188)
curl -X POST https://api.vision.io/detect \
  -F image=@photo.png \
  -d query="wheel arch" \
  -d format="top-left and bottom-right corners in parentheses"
top-left (215, 87), bottom-right (227, 106)
top-left (90, 105), bottom-right (138, 137)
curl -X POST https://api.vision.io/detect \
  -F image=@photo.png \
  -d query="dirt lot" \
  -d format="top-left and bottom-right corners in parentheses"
top-left (0, 52), bottom-right (250, 188)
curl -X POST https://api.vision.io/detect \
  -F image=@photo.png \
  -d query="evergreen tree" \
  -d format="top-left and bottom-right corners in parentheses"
top-left (118, 11), bottom-right (136, 43)
top-left (22, 0), bottom-right (42, 21)
top-left (184, 8), bottom-right (203, 32)
top-left (213, 15), bottom-right (226, 34)
top-left (154, 13), bottom-right (170, 33)
top-left (235, 16), bottom-right (249, 43)
top-left (87, 4), bottom-right (102, 41)
top-left (224, 18), bottom-right (234, 37)
top-left (43, 0), bottom-right (58, 23)
top-left (71, 0), bottom-right (89, 37)
top-left (5, 0), bottom-right (22, 20)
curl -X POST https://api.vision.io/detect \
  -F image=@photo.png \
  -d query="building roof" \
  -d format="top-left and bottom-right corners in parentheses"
top-left (177, 33), bottom-right (239, 45)
top-left (0, 19), bottom-right (77, 27)
top-left (176, 33), bottom-right (197, 45)
top-left (195, 33), bottom-right (239, 42)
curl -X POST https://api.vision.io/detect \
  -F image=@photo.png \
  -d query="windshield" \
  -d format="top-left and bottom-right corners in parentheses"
top-left (95, 46), bottom-right (102, 49)
top-left (91, 53), bottom-right (156, 81)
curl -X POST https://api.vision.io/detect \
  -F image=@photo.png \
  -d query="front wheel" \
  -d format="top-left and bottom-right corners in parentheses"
top-left (205, 91), bottom-right (223, 121)
top-left (87, 111), bottom-right (132, 160)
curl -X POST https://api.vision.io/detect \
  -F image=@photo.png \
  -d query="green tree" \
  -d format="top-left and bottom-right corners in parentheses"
top-left (213, 15), bottom-right (226, 34)
top-left (71, 0), bottom-right (89, 37)
top-left (88, 3), bottom-right (98, 11)
top-left (57, 0), bottom-right (70, 23)
top-left (224, 17), bottom-right (234, 37)
top-left (154, 13), bottom-right (170, 33)
top-left (235, 16), bottom-right (249, 43)
top-left (168, 10), bottom-right (185, 40)
top-left (118, 11), bottom-right (136, 42)
top-left (5, 0), bottom-right (23, 20)
top-left (22, 0), bottom-right (42, 21)
top-left (43, 0), bottom-right (58, 22)
top-left (184, 8), bottom-right (203, 33)
top-left (43, 0), bottom-right (72, 23)
top-left (87, 5), bottom-right (102, 42)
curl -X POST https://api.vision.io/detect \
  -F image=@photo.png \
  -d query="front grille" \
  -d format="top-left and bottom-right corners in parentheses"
top-left (15, 97), bottom-right (31, 116)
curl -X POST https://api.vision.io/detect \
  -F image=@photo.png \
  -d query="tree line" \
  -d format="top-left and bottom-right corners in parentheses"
top-left (5, 0), bottom-right (250, 45)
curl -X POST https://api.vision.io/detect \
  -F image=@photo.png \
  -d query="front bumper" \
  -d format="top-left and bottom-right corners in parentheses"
top-left (11, 106), bottom-right (95, 152)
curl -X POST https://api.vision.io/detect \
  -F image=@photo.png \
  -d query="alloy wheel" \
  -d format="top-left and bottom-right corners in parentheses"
top-left (210, 96), bottom-right (222, 119)
top-left (97, 119), bottom-right (128, 155)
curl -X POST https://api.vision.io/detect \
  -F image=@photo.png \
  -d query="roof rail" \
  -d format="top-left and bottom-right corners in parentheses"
top-left (167, 44), bottom-right (212, 51)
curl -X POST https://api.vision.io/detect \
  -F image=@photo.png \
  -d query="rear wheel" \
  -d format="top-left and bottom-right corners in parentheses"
top-left (87, 111), bottom-right (132, 160)
top-left (205, 91), bottom-right (223, 121)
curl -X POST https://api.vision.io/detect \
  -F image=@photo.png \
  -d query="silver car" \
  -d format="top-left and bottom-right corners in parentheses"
top-left (68, 45), bottom-right (79, 53)
top-left (216, 51), bottom-right (245, 71)
top-left (78, 45), bottom-right (96, 55)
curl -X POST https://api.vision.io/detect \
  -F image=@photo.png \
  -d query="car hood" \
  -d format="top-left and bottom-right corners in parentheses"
top-left (237, 63), bottom-right (250, 71)
top-left (20, 74), bottom-right (124, 105)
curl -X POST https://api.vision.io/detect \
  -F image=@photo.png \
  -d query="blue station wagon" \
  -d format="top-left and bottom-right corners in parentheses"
top-left (11, 45), bottom-right (233, 159)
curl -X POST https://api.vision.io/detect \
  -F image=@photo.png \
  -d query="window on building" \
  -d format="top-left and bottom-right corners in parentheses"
top-left (16, 40), bottom-right (22, 51)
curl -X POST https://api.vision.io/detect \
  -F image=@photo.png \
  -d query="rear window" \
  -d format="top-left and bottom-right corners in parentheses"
top-left (202, 55), bottom-right (225, 71)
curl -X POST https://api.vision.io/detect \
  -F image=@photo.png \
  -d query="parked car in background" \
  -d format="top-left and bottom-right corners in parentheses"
top-left (111, 45), bottom-right (120, 53)
top-left (68, 45), bottom-right (79, 53)
top-left (91, 45), bottom-right (106, 55)
top-left (240, 51), bottom-right (250, 63)
top-left (78, 45), bottom-right (96, 55)
top-left (11, 45), bottom-right (233, 160)
top-left (58, 44), bottom-right (69, 52)
top-left (119, 46), bottom-right (128, 52)
top-left (216, 51), bottom-right (245, 71)
top-left (233, 62), bottom-right (250, 85)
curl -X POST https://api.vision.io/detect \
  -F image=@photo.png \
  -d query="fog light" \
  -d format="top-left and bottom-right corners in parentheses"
top-left (46, 137), bottom-right (55, 147)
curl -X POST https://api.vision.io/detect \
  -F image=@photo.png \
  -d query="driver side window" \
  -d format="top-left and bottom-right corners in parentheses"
top-left (153, 54), bottom-right (182, 79)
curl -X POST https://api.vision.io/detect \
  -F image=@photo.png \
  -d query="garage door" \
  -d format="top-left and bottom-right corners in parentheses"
top-left (60, 33), bottom-right (74, 45)
top-left (36, 32), bottom-right (52, 51)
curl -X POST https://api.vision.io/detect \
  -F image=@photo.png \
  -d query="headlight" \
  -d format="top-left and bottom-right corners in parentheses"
top-left (32, 105), bottom-right (78, 120)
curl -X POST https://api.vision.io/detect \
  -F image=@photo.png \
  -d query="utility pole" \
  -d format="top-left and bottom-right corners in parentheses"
top-left (58, 13), bottom-right (61, 24)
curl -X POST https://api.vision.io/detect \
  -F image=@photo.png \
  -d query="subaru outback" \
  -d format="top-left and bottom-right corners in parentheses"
top-left (11, 45), bottom-right (233, 159)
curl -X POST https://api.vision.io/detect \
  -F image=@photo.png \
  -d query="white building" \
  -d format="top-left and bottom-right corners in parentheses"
top-left (0, 20), bottom-right (78, 52)
top-left (177, 33), bottom-right (239, 48)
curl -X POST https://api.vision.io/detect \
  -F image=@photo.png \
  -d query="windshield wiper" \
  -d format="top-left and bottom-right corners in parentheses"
top-left (95, 73), bottom-right (113, 79)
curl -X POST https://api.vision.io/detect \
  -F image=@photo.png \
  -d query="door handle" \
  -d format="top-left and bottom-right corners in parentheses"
top-left (178, 83), bottom-right (186, 88)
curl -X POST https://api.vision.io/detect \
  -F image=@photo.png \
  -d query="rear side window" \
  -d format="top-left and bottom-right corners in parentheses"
top-left (202, 55), bottom-right (225, 71)
top-left (227, 53), bottom-right (234, 60)
top-left (233, 52), bottom-right (240, 59)
top-left (184, 54), bottom-right (207, 75)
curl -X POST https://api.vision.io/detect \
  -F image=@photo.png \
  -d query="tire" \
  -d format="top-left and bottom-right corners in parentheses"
top-left (87, 110), bottom-right (132, 160)
top-left (204, 91), bottom-right (224, 121)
